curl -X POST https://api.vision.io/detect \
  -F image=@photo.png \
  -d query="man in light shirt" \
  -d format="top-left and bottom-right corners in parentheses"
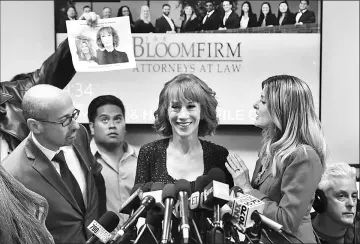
top-left (155, 4), bottom-right (176, 33)
top-left (2, 85), bottom-right (102, 244)
top-left (295, 0), bottom-right (316, 25)
top-left (88, 95), bottom-right (138, 229)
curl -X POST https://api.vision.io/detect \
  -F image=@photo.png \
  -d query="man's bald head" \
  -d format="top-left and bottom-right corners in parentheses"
top-left (22, 85), bottom-right (71, 121)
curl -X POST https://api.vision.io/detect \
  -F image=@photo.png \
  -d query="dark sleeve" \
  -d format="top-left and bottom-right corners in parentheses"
top-left (134, 145), bottom-right (152, 184)
top-left (305, 11), bottom-right (316, 23)
top-left (155, 19), bottom-right (161, 33)
top-left (269, 14), bottom-right (278, 26)
top-left (2, 38), bottom-right (75, 95)
top-left (230, 13), bottom-right (240, 28)
top-left (248, 14), bottom-right (258, 27)
top-left (289, 12), bottom-right (296, 24)
top-left (134, 20), bottom-right (142, 33)
top-left (122, 52), bottom-right (129, 63)
top-left (82, 125), bottom-right (107, 217)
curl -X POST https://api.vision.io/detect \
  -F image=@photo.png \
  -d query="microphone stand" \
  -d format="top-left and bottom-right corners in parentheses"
top-left (189, 213), bottom-right (203, 244)
top-left (133, 223), bottom-right (159, 244)
top-left (245, 218), bottom-right (263, 244)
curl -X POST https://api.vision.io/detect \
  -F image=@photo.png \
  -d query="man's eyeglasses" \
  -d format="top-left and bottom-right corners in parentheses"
top-left (36, 109), bottom-right (80, 127)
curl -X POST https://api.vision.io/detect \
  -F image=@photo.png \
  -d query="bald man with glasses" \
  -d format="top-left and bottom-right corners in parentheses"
top-left (2, 85), bottom-right (103, 244)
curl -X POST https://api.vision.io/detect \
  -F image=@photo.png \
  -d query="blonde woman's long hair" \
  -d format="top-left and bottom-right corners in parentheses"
top-left (140, 5), bottom-right (151, 23)
top-left (259, 75), bottom-right (326, 177)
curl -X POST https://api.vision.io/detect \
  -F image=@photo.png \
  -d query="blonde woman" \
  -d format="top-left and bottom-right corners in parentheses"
top-left (226, 75), bottom-right (327, 243)
top-left (180, 5), bottom-right (200, 32)
top-left (134, 5), bottom-right (155, 33)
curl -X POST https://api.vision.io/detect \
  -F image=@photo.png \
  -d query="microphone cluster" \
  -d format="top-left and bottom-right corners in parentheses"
top-left (85, 167), bottom-right (299, 244)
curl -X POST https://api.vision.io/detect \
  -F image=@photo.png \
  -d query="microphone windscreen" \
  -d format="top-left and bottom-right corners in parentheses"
top-left (194, 175), bottom-right (211, 192)
top-left (144, 182), bottom-right (154, 192)
top-left (142, 195), bottom-right (156, 210)
top-left (98, 211), bottom-right (120, 232)
top-left (131, 183), bottom-right (145, 194)
top-left (208, 167), bottom-right (226, 183)
top-left (161, 184), bottom-right (177, 202)
top-left (151, 182), bottom-right (165, 191)
top-left (222, 212), bottom-right (232, 223)
top-left (174, 179), bottom-right (192, 196)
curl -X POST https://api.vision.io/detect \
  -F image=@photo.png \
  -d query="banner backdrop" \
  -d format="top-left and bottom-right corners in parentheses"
top-left (57, 33), bottom-right (320, 125)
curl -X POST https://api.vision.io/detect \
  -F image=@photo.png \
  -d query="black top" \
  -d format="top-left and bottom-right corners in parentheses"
top-left (180, 17), bottom-right (200, 32)
top-left (134, 19), bottom-right (155, 33)
top-left (134, 138), bottom-right (233, 191)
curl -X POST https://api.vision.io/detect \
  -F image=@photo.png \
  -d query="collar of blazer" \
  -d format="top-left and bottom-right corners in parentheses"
top-left (252, 158), bottom-right (273, 187)
top-left (24, 135), bottom-right (88, 214)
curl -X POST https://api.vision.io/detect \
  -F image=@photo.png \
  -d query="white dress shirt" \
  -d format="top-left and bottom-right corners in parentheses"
top-left (240, 16), bottom-right (249, 29)
top-left (203, 10), bottom-right (215, 24)
top-left (223, 10), bottom-right (232, 26)
top-left (32, 133), bottom-right (87, 203)
top-left (296, 9), bottom-right (307, 23)
top-left (163, 14), bottom-right (175, 31)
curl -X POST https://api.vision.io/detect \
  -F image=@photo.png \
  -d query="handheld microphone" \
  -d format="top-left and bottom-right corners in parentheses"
top-left (251, 210), bottom-right (283, 233)
top-left (175, 179), bottom-right (192, 244)
top-left (119, 183), bottom-right (144, 215)
top-left (110, 196), bottom-right (156, 244)
top-left (161, 184), bottom-right (177, 244)
top-left (86, 211), bottom-right (120, 244)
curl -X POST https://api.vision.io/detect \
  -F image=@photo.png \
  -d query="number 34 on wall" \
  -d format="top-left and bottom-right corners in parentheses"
top-left (63, 83), bottom-right (93, 97)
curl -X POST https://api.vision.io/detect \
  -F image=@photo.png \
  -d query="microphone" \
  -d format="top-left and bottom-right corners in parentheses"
top-left (204, 168), bottom-right (230, 226)
top-left (161, 183), bottom-right (177, 244)
top-left (231, 193), bottom-right (265, 229)
top-left (142, 182), bottom-right (166, 213)
top-left (110, 196), bottom-right (156, 244)
top-left (189, 175), bottom-right (212, 211)
top-left (86, 211), bottom-right (120, 244)
top-left (174, 179), bottom-right (192, 244)
top-left (119, 183), bottom-right (144, 215)
top-left (229, 186), bottom-right (244, 199)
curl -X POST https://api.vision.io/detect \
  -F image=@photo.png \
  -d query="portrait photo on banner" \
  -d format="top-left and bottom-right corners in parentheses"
top-left (66, 16), bottom-right (136, 72)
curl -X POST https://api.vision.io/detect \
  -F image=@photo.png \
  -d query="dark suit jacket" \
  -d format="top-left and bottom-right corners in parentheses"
top-left (0, 39), bottom-right (75, 152)
top-left (155, 16), bottom-right (176, 33)
top-left (180, 17), bottom-right (200, 32)
top-left (249, 146), bottom-right (323, 244)
top-left (200, 11), bottom-right (221, 31)
top-left (258, 13), bottom-right (278, 26)
top-left (278, 12), bottom-right (296, 25)
top-left (2, 125), bottom-right (101, 244)
top-left (297, 10), bottom-right (316, 24)
top-left (220, 11), bottom-right (240, 29)
top-left (239, 13), bottom-right (258, 28)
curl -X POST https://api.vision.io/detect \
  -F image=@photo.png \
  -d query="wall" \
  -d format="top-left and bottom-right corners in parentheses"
top-left (0, 1), bottom-right (55, 81)
top-left (321, 1), bottom-right (359, 165)
top-left (0, 1), bottom-right (358, 177)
